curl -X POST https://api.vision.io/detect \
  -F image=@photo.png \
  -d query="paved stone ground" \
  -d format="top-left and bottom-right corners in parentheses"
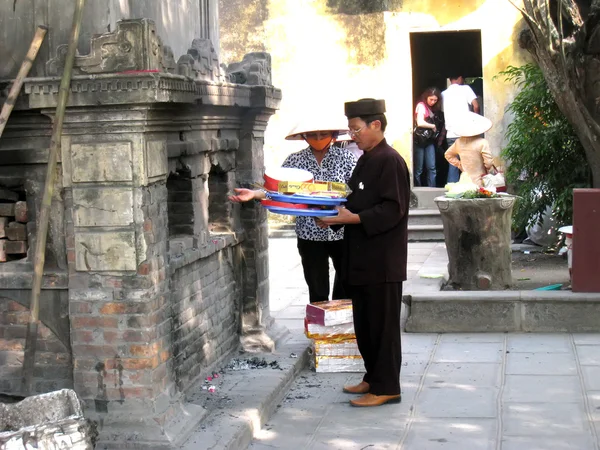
top-left (252, 238), bottom-right (600, 450)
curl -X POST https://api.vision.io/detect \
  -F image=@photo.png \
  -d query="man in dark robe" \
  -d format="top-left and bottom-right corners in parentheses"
top-left (318, 98), bottom-right (410, 407)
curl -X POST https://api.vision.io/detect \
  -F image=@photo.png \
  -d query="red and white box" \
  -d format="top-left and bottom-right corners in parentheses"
top-left (305, 299), bottom-right (353, 327)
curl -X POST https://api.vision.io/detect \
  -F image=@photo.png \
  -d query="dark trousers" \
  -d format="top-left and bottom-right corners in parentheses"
top-left (348, 282), bottom-right (403, 396)
top-left (297, 238), bottom-right (346, 304)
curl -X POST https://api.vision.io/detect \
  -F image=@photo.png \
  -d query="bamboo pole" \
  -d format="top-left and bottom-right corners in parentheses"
top-left (22, 0), bottom-right (86, 395)
top-left (0, 25), bottom-right (48, 139)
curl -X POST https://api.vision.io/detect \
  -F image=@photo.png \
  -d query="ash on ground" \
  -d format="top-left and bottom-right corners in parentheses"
top-left (222, 357), bottom-right (282, 371)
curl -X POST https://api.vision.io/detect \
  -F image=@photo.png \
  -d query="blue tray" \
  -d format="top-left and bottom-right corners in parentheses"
top-left (263, 205), bottom-right (339, 217)
top-left (268, 192), bottom-right (347, 206)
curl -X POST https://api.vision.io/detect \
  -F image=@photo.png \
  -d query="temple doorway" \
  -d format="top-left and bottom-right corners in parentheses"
top-left (410, 30), bottom-right (483, 187)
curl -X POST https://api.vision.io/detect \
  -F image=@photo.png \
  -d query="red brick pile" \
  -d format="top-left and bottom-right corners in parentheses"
top-left (0, 188), bottom-right (27, 262)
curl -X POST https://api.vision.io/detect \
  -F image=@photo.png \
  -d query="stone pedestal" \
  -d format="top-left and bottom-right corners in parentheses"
top-left (435, 196), bottom-right (516, 290)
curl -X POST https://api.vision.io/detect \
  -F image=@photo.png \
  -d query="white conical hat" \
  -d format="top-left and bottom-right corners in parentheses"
top-left (285, 115), bottom-right (349, 141)
top-left (450, 112), bottom-right (493, 137)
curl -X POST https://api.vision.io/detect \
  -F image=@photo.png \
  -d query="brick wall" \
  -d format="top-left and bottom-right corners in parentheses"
top-left (0, 297), bottom-right (72, 394)
top-left (68, 180), bottom-right (174, 416)
top-left (170, 246), bottom-right (240, 390)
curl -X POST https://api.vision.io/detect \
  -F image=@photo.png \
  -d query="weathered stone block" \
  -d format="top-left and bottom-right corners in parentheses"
top-left (0, 389), bottom-right (95, 449)
top-left (177, 38), bottom-right (224, 82)
top-left (14, 201), bottom-right (26, 223)
top-left (0, 240), bottom-right (27, 256)
top-left (71, 142), bottom-right (133, 183)
top-left (73, 188), bottom-right (134, 227)
top-left (6, 222), bottom-right (26, 241)
top-left (0, 203), bottom-right (15, 217)
top-left (46, 19), bottom-right (175, 77)
top-left (0, 217), bottom-right (6, 238)
top-left (227, 52), bottom-right (272, 86)
top-left (405, 293), bottom-right (520, 332)
top-left (75, 232), bottom-right (136, 271)
top-left (146, 141), bottom-right (168, 179)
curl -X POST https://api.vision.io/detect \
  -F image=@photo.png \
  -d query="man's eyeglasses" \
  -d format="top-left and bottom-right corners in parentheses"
top-left (348, 125), bottom-right (367, 137)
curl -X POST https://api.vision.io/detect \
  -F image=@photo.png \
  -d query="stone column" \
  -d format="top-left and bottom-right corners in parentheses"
top-left (236, 106), bottom-right (279, 352)
top-left (58, 105), bottom-right (201, 448)
top-left (435, 196), bottom-right (516, 290)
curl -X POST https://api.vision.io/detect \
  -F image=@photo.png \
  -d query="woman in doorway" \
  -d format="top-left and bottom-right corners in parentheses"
top-left (413, 87), bottom-right (442, 187)
top-left (229, 118), bottom-right (356, 304)
top-left (445, 111), bottom-right (495, 187)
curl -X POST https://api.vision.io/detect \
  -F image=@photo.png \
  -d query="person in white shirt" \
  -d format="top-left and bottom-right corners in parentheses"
top-left (441, 75), bottom-right (480, 183)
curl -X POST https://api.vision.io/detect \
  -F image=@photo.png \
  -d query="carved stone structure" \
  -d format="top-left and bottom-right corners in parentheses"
top-left (435, 196), bottom-right (516, 290)
top-left (227, 52), bottom-right (273, 86)
top-left (0, 17), bottom-right (280, 449)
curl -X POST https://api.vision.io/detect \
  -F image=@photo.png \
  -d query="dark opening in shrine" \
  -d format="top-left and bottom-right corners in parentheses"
top-left (409, 30), bottom-right (483, 187)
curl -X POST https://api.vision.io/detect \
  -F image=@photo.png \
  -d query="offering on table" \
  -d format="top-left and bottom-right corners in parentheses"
top-left (277, 180), bottom-right (350, 196)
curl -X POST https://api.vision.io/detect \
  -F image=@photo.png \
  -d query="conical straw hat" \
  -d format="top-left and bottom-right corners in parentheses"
top-left (451, 112), bottom-right (493, 137)
top-left (285, 115), bottom-right (349, 141)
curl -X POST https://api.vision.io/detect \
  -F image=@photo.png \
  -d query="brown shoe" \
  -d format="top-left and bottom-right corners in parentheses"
top-left (350, 393), bottom-right (401, 407)
top-left (343, 381), bottom-right (370, 394)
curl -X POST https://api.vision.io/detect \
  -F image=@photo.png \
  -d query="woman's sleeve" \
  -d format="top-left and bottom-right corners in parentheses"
top-left (481, 140), bottom-right (494, 172)
top-left (415, 103), bottom-right (430, 128)
top-left (445, 143), bottom-right (462, 170)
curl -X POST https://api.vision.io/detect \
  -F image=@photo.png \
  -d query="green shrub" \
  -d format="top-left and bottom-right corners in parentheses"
top-left (498, 64), bottom-right (591, 230)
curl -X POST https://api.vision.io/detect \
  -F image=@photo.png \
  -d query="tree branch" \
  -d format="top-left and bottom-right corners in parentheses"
top-left (508, 0), bottom-right (540, 27)
top-left (509, 0), bottom-right (547, 42)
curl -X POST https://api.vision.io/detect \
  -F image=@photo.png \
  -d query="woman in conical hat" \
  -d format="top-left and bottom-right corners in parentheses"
top-left (444, 112), bottom-right (495, 187)
top-left (229, 114), bottom-right (357, 304)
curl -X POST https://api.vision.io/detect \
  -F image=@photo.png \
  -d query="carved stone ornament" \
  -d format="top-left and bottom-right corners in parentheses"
top-left (227, 52), bottom-right (272, 86)
top-left (46, 19), bottom-right (176, 76)
top-left (177, 39), bottom-right (224, 82)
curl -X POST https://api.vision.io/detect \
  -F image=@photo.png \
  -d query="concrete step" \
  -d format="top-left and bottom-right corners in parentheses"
top-left (404, 291), bottom-right (600, 332)
top-left (408, 224), bottom-right (444, 242)
top-left (408, 208), bottom-right (442, 226)
top-left (412, 187), bottom-right (446, 209)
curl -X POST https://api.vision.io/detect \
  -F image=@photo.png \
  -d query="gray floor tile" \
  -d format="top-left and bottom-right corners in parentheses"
top-left (503, 375), bottom-right (583, 403)
top-left (402, 358), bottom-right (430, 377)
top-left (407, 253), bottom-right (430, 263)
top-left (505, 352), bottom-right (577, 375)
top-left (416, 386), bottom-right (498, 418)
top-left (573, 334), bottom-right (600, 345)
top-left (577, 345), bottom-right (600, 365)
top-left (409, 242), bottom-right (440, 250)
top-left (507, 333), bottom-right (573, 353)
top-left (317, 399), bottom-right (412, 432)
top-left (581, 366), bottom-right (600, 391)
top-left (501, 435), bottom-right (597, 450)
top-left (310, 436), bottom-right (400, 450)
top-left (587, 391), bottom-right (600, 419)
top-left (402, 333), bottom-right (438, 354)
top-left (400, 376), bottom-right (423, 405)
top-left (434, 342), bottom-right (504, 363)
top-left (424, 362), bottom-right (502, 388)
top-left (402, 418), bottom-right (497, 450)
top-left (503, 402), bottom-right (589, 436)
top-left (440, 333), bottom-right (505, 343)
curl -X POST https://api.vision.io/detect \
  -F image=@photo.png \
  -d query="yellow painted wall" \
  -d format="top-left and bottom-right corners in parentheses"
top-left (219, 0), bottom-right (531, 173)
